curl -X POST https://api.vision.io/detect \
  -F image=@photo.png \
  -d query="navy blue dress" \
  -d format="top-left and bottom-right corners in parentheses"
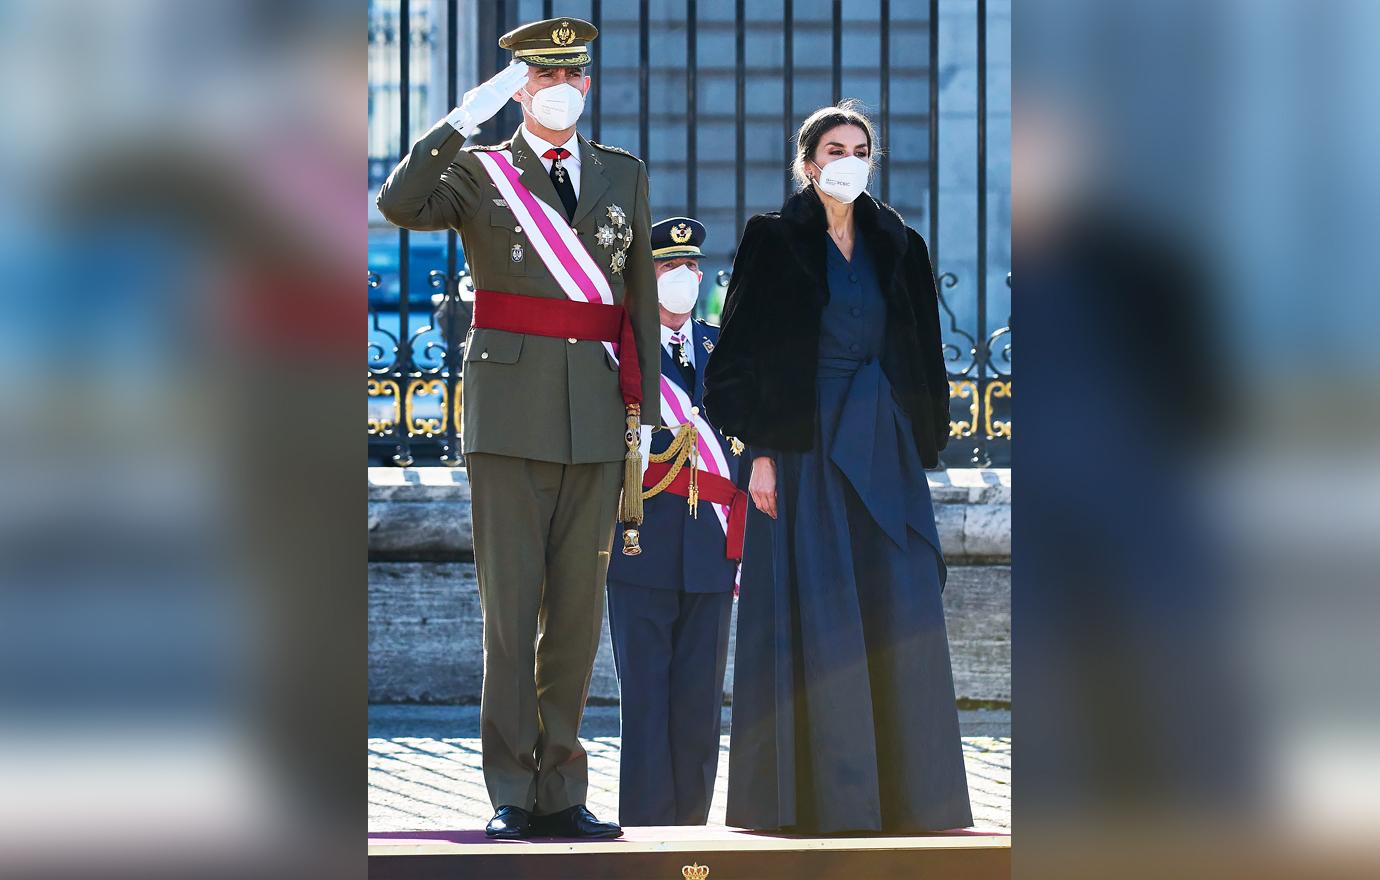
top-left (725, 235), bottom-right (973, 833)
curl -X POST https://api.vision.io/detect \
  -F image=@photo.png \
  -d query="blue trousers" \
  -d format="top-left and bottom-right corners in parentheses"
top-left (607, 580), bottom-right (733, 825)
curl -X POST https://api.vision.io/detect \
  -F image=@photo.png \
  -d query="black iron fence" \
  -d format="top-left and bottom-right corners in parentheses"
top-left (368, 0), bottom-right (1010, 467)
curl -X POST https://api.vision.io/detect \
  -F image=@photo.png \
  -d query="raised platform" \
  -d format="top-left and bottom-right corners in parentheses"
top-left (368, 825), bottom-right (1011, 879)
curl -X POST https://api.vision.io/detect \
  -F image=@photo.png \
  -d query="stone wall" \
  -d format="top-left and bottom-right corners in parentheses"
top-left (368, 467), bottom-right (1010, 704)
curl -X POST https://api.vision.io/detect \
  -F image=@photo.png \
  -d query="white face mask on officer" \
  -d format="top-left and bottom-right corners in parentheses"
top-left (521, 82), bottom-right (585, 131)
top-left (810, 154), bottom-right (871, 204)
top-left (657, 265), bottom-right (701, 314)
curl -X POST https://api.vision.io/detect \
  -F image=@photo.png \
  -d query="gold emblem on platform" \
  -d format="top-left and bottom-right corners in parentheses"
top-left (552, 21), bottom-right (577, 46)
top-left (511, 243), bottom-right (524, 262)
top-left (729, 437), bottom-right (745, 456)
top-left (596, 225), bottom-right (615, 248)
top-left (671, 222), bottom-right (693, 244)
top-left (682, 864), bottom-right (710, 880)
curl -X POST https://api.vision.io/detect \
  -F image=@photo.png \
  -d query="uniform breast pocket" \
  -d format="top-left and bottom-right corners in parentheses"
top-left (489, 212), bottom-right (529, 276)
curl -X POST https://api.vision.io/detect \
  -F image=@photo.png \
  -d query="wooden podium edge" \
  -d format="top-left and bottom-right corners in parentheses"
top-left (368, 831), bottom-right (1011, 857)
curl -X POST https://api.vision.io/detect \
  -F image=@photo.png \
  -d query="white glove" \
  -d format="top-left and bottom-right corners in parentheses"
top-left (445, 61), bottom-right (530, 137)
top-left (639, 425), bottom-right (653, 478)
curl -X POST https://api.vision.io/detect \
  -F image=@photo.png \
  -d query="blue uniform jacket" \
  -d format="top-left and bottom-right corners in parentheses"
top-left (610, 320), bottom-right (742, 593)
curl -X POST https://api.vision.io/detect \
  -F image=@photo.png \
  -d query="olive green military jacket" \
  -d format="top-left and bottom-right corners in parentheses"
top-left (377, 121), bottom-right (660, 464)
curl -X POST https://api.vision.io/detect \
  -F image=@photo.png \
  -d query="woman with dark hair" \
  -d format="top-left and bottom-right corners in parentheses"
top-left (704, 101), bottom-right (972, 833)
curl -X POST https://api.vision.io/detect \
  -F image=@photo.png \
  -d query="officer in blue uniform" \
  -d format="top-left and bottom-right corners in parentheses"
top-left (607, 217), bottom-right (744, 826)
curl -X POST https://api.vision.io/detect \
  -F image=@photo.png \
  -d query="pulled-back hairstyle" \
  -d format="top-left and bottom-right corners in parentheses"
top-left (791, 99), bottom-right (879, 189)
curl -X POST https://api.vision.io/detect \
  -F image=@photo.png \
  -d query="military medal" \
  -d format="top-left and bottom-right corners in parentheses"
top-left (702, 338), bottom-right (714, 354)
top-left (678, 341), bottom-right (691, 368)
top-left (552, 157), bottom-right (566, 183)
top-left (605, 203), bottom-right (632, 274)
top-left (511, 243), bottom-right (524, 262)
top-left (729, 437), bottom-right (745, 456)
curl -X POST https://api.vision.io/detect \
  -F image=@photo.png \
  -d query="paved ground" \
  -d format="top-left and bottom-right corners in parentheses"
top-left (369, 706), bottom-right (1009, 833)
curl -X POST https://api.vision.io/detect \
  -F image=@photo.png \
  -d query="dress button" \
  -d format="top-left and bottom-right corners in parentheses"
top-left (480, 351), bottom-right (489, 359)
top-left (514, 225), bottom-right (522, 233)
top-left (849, 343), bottom-right (861, 353)
top-left (568, 337), bottom-right (578, 344)
top-left (690, 406), bottom-right (700, 416)
top-left (850, 306), bottom-right (862, 317)
top-left (849, 273), bottom-right (858, 283)
top-left (430, 148), bottom-right (439, 156)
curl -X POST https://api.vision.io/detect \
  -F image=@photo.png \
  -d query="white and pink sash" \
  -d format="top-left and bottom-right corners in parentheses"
top-left (472, 149), bottom-right (619, 365)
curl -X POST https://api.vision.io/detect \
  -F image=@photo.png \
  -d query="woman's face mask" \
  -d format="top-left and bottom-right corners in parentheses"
top-left (521, 81), bottom-right (586, 130)
top-left (657, 264), bottom-right (701, 314)
top-left (810, 154), bottom-right (871, 204)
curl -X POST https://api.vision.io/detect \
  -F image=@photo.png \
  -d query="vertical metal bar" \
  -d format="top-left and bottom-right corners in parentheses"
top-left (783, 0), bottom-right (793, 199)
top-left (445, 0), bottom-right (459, 463)
top-left (831, 0), bottom-right (842, 103)
top-left (975, 0), bottom-right (988, 462)
top-left (734, 0), bottom-right (745, 240)
top-left (927, 0), bottom-right (939, 269)
top-left (880, 0), bottom-right (890, 203)
top-left (687, 0), bottom-right (698, 217)
top-left (592, 0), bottom-right (602, 142)
top-left (976, 0), bottom-right (987, 362)
top-left (639, 0), bottom-right (650, 161)
top-left (397, 0), bottom-right (413, 465)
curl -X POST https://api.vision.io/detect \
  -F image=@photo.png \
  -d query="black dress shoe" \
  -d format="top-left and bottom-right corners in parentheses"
top-left (532, 804), bottom-right (622, 839)
top-left (485, 805), bottom-right (533, 839)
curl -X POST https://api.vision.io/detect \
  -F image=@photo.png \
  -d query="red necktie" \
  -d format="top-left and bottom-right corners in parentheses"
top-left (542, 148), bottom-right (577, 219)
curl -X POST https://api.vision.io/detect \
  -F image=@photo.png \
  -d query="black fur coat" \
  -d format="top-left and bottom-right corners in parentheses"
top-left (703, 187), bottom-right (950, 468)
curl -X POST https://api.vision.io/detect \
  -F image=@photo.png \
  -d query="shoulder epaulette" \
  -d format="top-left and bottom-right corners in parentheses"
top-left (587, 140), bottom-right (644, 163)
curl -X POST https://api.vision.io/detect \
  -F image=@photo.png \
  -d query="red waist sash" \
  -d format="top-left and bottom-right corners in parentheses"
top-left (471, 289), bottom-right (642, 406)
top-left (642, 459), bottom-right (748, 562)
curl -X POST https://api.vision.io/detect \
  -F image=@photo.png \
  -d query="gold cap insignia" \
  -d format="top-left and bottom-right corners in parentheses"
top-left (552, 21), bottom-right (576, 46)
top-left (682, 864), bottom-right (710, 880)
top-left (671, 223), bottom-right (693, 244)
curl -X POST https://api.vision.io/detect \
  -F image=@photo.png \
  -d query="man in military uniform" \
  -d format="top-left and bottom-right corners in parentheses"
top-left (376, 18), bottom-right (660, 840)
top-left (606, 218), bottom-right (748, 826)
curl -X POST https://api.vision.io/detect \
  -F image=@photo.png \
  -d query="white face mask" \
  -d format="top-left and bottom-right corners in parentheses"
top-left (811, 154), bottom-right (871, 204)
top-left (522, 82), bottom-right (585, 131)
top-left (657, 265), bottom-right (701, 314)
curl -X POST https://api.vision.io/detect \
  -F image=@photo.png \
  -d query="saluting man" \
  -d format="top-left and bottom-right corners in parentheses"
top-left (376, 18), bottom-right (660, 840)
top-left (606, 218), bottom-right (749, 826)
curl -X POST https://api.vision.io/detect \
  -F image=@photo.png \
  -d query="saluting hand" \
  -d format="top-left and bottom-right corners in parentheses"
top-left (750, 455), bottom-right (777, 520)
top-left (451, 61), bottom-right (530, 136)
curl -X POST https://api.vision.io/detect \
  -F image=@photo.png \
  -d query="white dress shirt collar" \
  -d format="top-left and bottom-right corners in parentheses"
top-left (520, 125), bottom-right (580, 167)
top-left (661, 320), bottom-right (695, 366)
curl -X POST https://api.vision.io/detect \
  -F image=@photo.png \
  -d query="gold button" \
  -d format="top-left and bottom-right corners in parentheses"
top-left (567, 337), bottom-right (577, 344)
top-left (690, 406), bottom-right (700, 416)
top-left (430, 148), bottom-right (439, 156)
top-left (514, 225), bottom-right (522, 233)
top-left (480, 351), bottom-right (489, 359)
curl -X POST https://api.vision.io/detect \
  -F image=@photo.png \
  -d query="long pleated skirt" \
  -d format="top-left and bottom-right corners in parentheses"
top-left (725, 360), bottom-right (973, 833)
